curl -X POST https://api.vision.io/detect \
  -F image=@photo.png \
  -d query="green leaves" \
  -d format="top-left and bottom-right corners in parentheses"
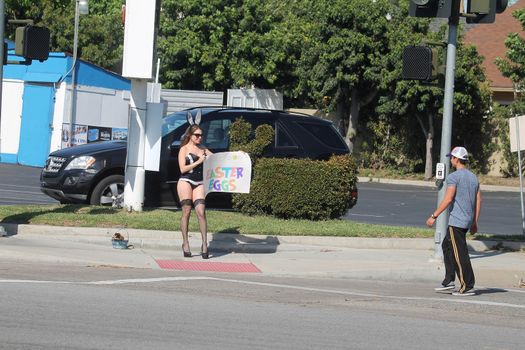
top-left (5, 0), bottom-right (123, 71)
top-left (158, 0), bottom-right (305, 93)
top-left (496, 8), bottom-right (525, 90)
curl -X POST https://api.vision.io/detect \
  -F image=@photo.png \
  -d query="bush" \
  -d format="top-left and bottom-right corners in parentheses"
top-left (229, 117), bottom-right (358, 220)
top-left (493, 100), bottom-right (525, 177)
top-left (229, 117), bottom-right (273, 159)
top-left (233, 155), bottom-right (358, 220)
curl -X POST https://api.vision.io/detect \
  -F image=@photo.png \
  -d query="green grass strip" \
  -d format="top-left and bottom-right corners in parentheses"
top-left (0, 204), bottom-right (434, 238)
top-left (1, 205), bottom-right (522, 241)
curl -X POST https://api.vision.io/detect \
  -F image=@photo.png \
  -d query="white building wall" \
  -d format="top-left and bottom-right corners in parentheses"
top-left (70, 84), bottom-right (130, 128)
top-left (1, 78), bottom-right (131, 158)
top-left (161, 89), bottom-right (224, 114)
top-left (49, 83), bottom-right (67, 153)
top-left (227, 89), bottom-right (283, 110)
top-left (0, 79), bottom-right (24, 155)
top-left (57, 83), bottom-right (131, 149)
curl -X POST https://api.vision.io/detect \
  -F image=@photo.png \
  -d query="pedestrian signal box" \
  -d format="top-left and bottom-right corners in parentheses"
top-left (15, 25), bottom-right (50, 62)
top-left (436, 163), bottom-right (445, 180)
top-left (409, 0), bottom-right (452, 18)
top-left (402, 46), bottom-right (437, 81)
top-left (466, 0), bottom-right (508, 24)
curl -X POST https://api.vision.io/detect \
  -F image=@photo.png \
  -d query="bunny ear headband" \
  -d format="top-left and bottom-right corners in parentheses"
top-left (186, 109), bottom-right (202, 125)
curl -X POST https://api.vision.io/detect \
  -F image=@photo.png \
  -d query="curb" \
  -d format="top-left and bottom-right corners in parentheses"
top-left (2, 223), bottom-right (524, 253)
top-left (357, 177), bottom-right (521, 193)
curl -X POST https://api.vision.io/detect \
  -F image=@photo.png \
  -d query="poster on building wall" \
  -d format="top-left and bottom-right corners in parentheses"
top-left (72, 125), bottom-right (88, 146)
top-left (112, 128), bottom-right (128, 141)
top-left (61, 124), bottom-right (71, 148)
top-left (87, 127), bottom-right (99, 142)
top-left (61, 124), bottom-right (88, 147)
top-left (100, 127), bottom-right (112, 141)
top-left (87, 126), bottom-right (112, 143)
top-left (62, 124), bottom-right (127, 148)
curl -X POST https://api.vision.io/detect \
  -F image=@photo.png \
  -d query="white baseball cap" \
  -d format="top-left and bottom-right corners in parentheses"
top-left (446, 146), bottom-right (469, 161)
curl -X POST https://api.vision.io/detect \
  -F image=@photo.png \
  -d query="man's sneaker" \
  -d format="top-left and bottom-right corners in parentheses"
top-left (434, 282), bottom-right (455, 292)
top-left (452, 289), bottom-right (475, 296)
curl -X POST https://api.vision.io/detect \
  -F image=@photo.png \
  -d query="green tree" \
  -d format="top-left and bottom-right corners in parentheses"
top-left (5, 0), bottom-right (123, 71)
top-left (296, 0), bottom-right (424, 149)
top-left (158, 0), bottom-right (306, 102)
top-left (495, 7), bottom-right (525, 176)
top-left (369, 28), bottom-right (492, 177)
top-left (496, 8), bottom-right (525, 90)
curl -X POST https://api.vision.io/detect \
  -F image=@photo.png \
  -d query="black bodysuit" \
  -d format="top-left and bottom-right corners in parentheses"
top-left (179, 153), bottom-right (203, 186)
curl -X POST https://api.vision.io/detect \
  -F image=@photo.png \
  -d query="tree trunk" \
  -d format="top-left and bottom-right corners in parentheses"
top-left (345, 88), bottom-right (360, 152)
top-left (335, 100), bottom-right (346, 136)
top-left (416, 113), bottom-right (434, 180)
top-left (416, 114), bottom-right (434, 180)
top-left (425, 113), bottom-right (434, 180)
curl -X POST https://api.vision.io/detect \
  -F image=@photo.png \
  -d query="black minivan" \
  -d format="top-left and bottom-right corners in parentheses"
top-left (40, 107), bottom-right (356, 208)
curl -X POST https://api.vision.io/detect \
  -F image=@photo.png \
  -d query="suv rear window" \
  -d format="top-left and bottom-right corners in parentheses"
top-left (276, 124), bottom-right (297, 148)
top-left (162, 112), bottom-right (187, 136)
top-left (296, 122), bottom-right (346, 149)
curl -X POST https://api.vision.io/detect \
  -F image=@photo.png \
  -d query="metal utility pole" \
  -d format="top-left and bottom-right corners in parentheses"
top-left (122, 0), bottom-right (160, 212)
top-left (0, 0), bottom-right (5, 236)
top-left (0, 0), bottom-right (5, 153)
top-left (433, 14), bottom-right (459, 259)
top-left (68, 0), bottom-right (89, 147)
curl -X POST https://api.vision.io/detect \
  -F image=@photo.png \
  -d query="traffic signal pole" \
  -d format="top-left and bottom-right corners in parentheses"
top-left (0, 0), bottom-right (5, 154)
top-left (433, 12), bottom-right (459, 260)
top-left (121, 0), bottom-right (160, 212)
top-left (0, 0), bottom-right (6, 236)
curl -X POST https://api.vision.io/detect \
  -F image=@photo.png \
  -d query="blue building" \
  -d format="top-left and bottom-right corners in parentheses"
top-left (1, 43), bottom-right (130, 167)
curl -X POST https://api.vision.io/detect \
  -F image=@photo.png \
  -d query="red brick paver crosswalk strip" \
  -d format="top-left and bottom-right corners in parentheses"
top-left (156, 260), bottom-right (261, 273)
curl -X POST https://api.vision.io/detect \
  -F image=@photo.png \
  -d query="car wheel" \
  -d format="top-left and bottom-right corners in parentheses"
top-left (90, 175), bottom-right (125, 208)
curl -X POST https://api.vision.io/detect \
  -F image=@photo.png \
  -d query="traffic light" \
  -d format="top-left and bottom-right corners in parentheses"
top-left (15, 25), bottom-right (50, 62)
top-left (409, 0), bottom-right (453, 18)
top-left (466, 0), bottom-right (508, 23)
top-left (402, 46), bottom-right (439, 81)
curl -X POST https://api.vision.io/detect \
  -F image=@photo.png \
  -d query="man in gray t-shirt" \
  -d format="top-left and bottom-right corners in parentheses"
top-left (426, 146), bottom-right (482, 296)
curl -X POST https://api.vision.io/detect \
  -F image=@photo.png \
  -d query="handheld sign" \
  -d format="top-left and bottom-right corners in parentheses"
top-left (203, 151), bottom-right (252, 197)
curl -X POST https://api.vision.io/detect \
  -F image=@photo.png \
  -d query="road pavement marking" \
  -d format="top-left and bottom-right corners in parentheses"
top-left (1, 277), bottom-right (524, 309)
top-left (345, 213), bottom-right (385, 218)
top-left (85, 277), bottom-right (210, 285)
top-left (0, 279), bottom-right (72, 284)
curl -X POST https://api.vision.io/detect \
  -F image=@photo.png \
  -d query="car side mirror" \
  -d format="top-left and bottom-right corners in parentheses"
top-left (170, 140), bottom-right (181, 151)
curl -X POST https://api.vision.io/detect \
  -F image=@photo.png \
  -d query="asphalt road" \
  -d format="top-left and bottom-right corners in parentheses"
top-left (346, 182), bottom-right (524, 236)
top-left (0, 163), bottom-right (55, 205)
top-left (1, 260), bottom-right (525, 350)
top-left (1, 163), bottom-right (524, 235)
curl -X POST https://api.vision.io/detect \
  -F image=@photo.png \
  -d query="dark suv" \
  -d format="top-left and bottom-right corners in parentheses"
top-left (40, 107), bottom-right (357, 208)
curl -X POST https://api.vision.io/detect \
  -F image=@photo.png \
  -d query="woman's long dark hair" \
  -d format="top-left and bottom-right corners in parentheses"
top-left (180, 125), bottom-right (202, 147)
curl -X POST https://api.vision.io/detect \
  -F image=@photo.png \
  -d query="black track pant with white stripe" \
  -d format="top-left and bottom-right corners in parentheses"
top-left (441, 226), bottom-right (475, 292)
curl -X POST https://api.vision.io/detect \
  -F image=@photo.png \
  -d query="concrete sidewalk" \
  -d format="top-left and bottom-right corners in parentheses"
top-left (1, 223), bottom-right (524, 289)
top-left (3, 223), bottom-right (524, 252)
top-left (357, 176), bottom-right (521, 192)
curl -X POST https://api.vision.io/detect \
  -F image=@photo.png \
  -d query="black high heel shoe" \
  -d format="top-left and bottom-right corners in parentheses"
top-left (201, 245), bottom-right (209, 259)
top-left (182, 244), bottom-right (192, 258)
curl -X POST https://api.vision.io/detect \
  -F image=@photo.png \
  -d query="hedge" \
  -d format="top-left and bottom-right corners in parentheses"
top-left (233, 155), bottom-right (358, 220)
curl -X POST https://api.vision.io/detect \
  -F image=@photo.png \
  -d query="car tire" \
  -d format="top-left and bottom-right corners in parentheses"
top-left (90, 175), bottom-right (125, 207)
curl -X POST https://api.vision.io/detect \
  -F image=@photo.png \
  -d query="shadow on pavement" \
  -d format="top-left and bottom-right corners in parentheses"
top-left (469, 250), bottom-right (507, 260)
top-left (0, 205), bottom-right (119, 237)
top-left (209, 230), bottom-right (280, 256)
top-left (475, 288), bottom-right (508, 295)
